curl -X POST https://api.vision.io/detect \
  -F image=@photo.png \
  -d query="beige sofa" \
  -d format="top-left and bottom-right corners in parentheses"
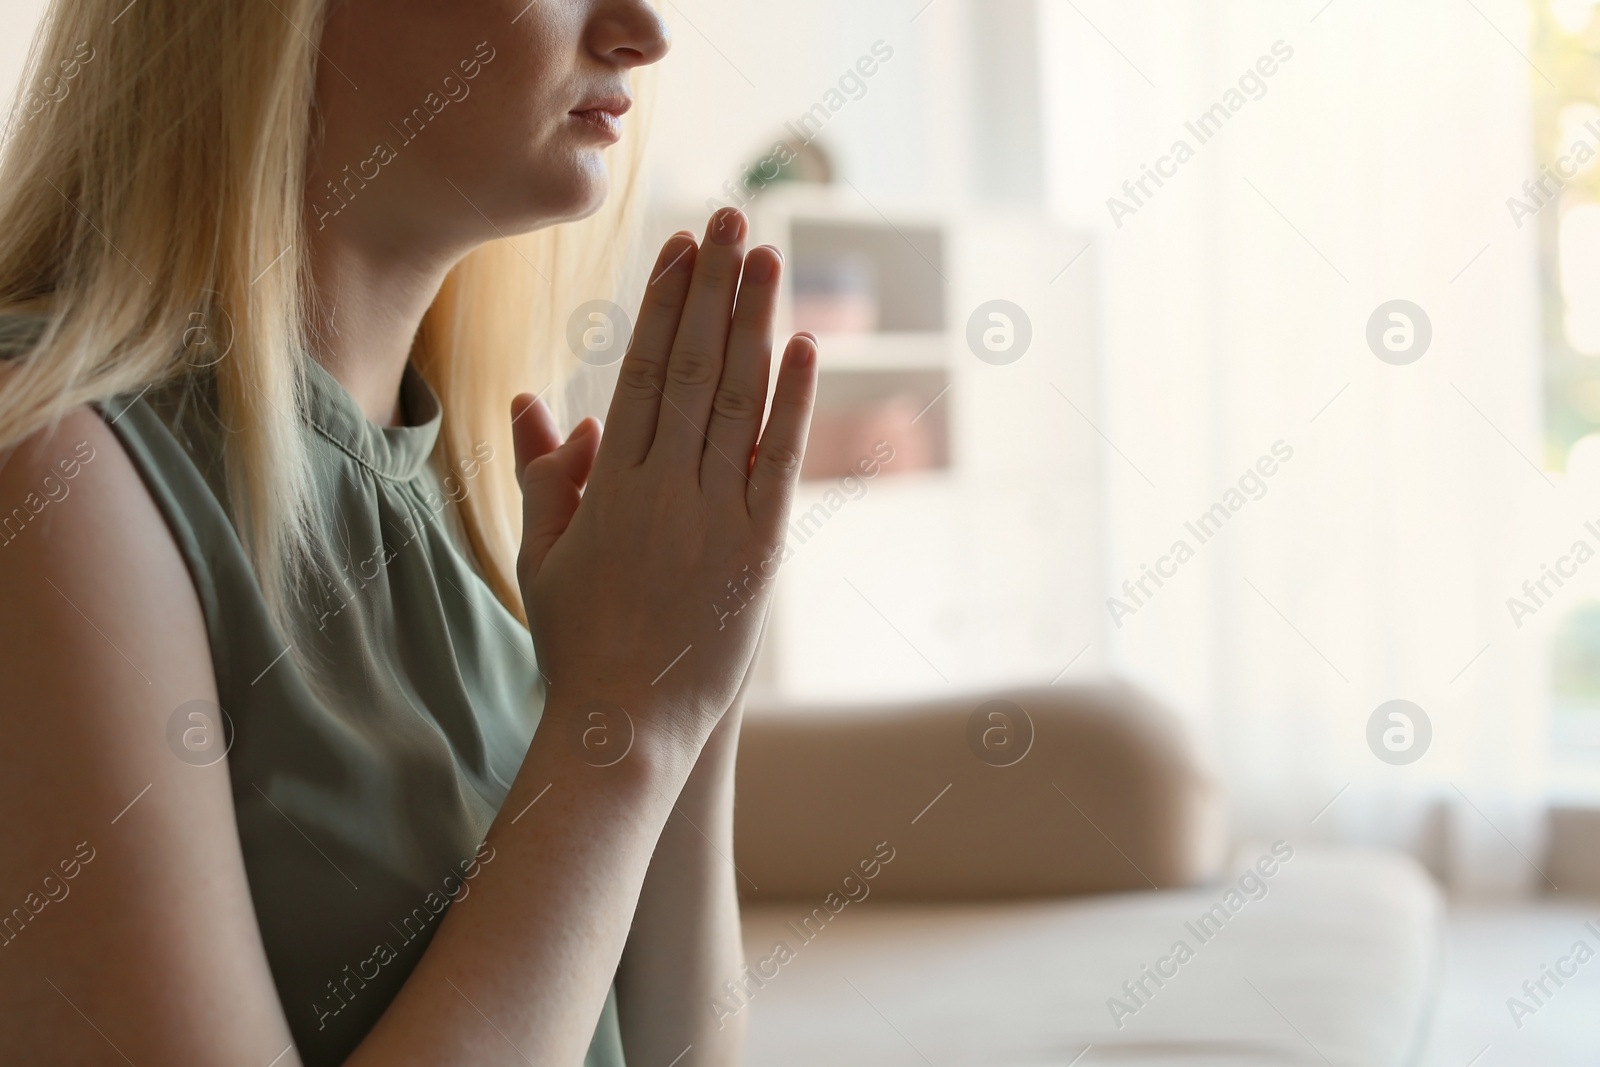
top-left (733, 683), bottom-right (1445, 1066)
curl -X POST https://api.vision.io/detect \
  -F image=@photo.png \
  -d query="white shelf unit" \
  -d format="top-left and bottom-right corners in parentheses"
top-left (648, 185), bottom-right (1107, 706)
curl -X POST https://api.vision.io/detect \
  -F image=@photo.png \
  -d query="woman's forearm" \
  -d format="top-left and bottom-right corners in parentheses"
top-left (616, 702), bottom-right (748, 1065)
top-left (346, 695), bottom-right (701, 1067)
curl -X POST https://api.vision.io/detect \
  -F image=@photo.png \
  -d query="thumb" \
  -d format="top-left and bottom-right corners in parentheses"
top-left (510, 392), bottom-right (563, 485)
top-left (518, 417), bottom-right (601, 577)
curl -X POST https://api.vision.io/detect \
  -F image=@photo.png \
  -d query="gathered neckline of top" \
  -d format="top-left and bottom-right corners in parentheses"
top-left (300, 355), bottom-right (443, 484)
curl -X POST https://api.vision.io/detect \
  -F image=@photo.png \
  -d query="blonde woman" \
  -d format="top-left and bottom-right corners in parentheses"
top-left (0, 1), bottom-right (817, 1064)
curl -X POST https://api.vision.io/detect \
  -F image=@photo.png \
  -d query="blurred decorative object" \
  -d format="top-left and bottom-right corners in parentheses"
top-left (792, 253), bottom-right (878, 335)
top-left (800, 371), bottom-right (945, 480)
top-left (764, 136), bottom-right (833, 185)
top-left (1552, 0), bottom-right (1600, 35)
top-left (731, 136), bottom-right (834, 211)
top-left (791, 217), bottom-right (944, 332)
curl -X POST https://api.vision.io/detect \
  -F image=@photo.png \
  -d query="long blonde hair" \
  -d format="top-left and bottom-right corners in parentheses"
top-left (0, 0), bottom-right (649, 630)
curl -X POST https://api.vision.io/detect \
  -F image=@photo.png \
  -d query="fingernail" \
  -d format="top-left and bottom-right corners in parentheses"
top-left (791, 335), bottom-right (816, 367)
top-left (654, 234), bottom-right (696, 277)
top-left (710, 208), bottom-right (745, 246)
top-left (745, 247), bottom-right (778, 284)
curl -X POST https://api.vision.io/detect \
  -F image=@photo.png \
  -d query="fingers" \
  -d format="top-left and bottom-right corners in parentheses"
top-left (593, 231), bottom-right (698, 471)
top-left (510, 393), bottom-right (563, 485)
top-left (747, 334), bottom-right (818, 534)
top-left (700, 244), bottom-right (782, 500)
top-left (647, 207), bottom-right (747, 470)
top-left (518, 418), bottom-right (601, 578)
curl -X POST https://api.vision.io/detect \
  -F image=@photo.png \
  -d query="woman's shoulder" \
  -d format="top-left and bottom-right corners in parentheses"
top-left (0, 395), bottom-right (212, 678)
top-left (0, 304), bottom-right (241, 638)
top-left (0, 300), bottom-right (212, 643)
top-left (0, 388), bottom-right (216, 739)
top-left (0, 400), bottom-right (119, 543)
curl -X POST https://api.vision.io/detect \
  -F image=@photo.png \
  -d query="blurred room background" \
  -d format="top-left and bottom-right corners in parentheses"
top-left (609, 0), bottom-right (1595, 906)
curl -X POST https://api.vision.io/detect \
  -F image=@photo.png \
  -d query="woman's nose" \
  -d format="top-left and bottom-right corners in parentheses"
top-left (588, 0), bottom-right (671, 69)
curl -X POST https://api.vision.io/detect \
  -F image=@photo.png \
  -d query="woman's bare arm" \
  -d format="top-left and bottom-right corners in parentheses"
top-left (615, 683), bottom-right (752, 1064)
top-left (0, 406), bottom-right (299, 1066)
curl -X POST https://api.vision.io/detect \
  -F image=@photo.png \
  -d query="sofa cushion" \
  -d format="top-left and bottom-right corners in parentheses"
top-left (737, 685), bottom-right (1226, 900)
top-left (736, 846), bottom-right (1443, 1066)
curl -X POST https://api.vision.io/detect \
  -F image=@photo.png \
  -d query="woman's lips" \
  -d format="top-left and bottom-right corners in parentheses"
top-left (569, 95), bottom-right (630, 142)
top-left (569, 108), bottom-right (624, 141)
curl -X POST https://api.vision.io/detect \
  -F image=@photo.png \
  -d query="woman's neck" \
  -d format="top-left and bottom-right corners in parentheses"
top-left (303, 226), bottom-right (460, 428)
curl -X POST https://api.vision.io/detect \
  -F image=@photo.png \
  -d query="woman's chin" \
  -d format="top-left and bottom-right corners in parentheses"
top-left (440, 156), bottom-right (611, 241)
top-left (555, 157), bottom-right (612, 221)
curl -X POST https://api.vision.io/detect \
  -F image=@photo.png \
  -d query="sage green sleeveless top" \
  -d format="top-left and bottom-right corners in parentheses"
top-left (88, 353), bottom-right (625, 1066)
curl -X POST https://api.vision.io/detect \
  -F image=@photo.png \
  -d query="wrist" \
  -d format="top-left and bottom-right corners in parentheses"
top-left (534, 689), bottom-right (705, 790)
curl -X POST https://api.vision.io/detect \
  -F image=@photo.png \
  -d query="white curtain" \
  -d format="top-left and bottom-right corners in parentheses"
top-left (1042, 0), bottom-right (1557, 896)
